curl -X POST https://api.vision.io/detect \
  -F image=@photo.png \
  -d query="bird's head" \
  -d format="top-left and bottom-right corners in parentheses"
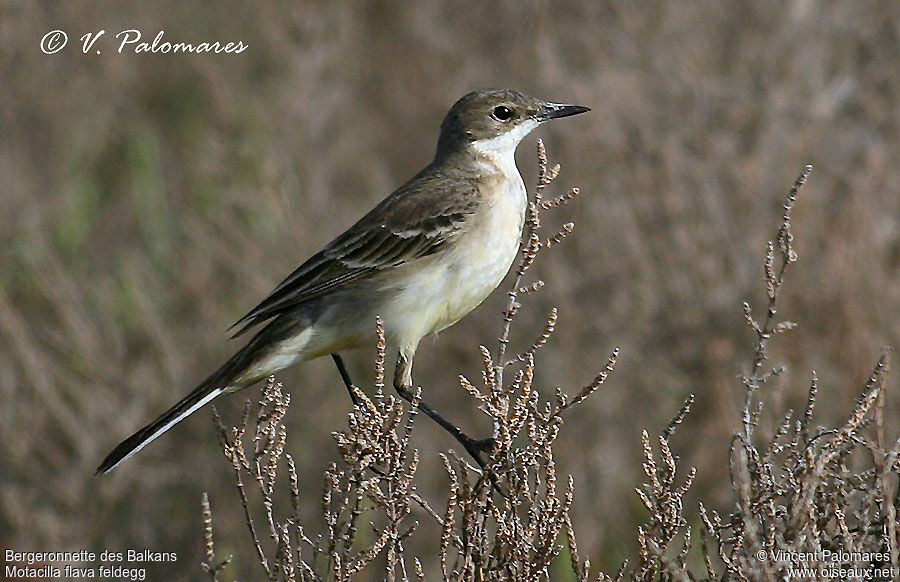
top-left (435, 88), bottom-right (589, 160)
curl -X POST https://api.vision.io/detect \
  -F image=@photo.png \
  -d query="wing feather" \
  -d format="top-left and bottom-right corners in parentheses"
top-left (229, 170), bottom-right (479, 336)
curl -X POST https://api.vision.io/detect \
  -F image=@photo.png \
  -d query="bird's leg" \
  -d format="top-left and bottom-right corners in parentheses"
top-left (331, 353), bottom-right (361, 406)
top-left (330, 351), bottom-right (494, 467)
top-left (393, 349), bottom-right (494, 468)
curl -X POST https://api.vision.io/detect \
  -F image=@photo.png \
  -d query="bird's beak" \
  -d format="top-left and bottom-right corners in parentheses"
top-left (534, 102), bottom-right (590, 122)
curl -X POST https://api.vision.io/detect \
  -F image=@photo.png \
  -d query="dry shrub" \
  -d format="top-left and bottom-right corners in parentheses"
top-left (205, 155), bottom-right (899, 582)
top-left (601, 166), bottom-right (900, 581)
top-left (205, 142), bottom-right (616, 580)
top-left (5, 5), bottom-right (900, 577)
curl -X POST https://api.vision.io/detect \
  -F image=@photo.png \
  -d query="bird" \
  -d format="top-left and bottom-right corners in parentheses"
top-left (97, 88), bottom-right (589, 474)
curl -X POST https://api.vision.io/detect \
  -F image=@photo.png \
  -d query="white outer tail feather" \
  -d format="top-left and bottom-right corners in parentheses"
top-left (100, 387), bottom-right (225, 473)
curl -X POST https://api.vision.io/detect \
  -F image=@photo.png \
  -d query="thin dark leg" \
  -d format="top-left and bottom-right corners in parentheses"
top-left (393, 351), bottom-right (494, 467)
top-left (331, 351), bottom-right (494, 467)
top-left (331, 353), bottom-right (361, 406)
top-left (392, 381), bottom-right (495, 467)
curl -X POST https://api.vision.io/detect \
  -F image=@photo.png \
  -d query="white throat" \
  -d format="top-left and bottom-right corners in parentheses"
top-left (470, 119), bottom-right (540, 177)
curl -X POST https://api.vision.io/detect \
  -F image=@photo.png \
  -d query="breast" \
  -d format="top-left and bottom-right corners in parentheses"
top-left (382, 170), bottom-right (527, 345)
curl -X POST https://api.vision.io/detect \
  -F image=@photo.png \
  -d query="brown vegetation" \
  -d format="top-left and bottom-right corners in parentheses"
top-left (3, 2), bottom-right (900, 580)
top-left (201, 150), bottom-right (900, 581)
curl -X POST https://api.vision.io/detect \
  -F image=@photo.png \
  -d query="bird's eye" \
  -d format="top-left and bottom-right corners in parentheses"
top-left (491, 105), bottom-right (514, 121)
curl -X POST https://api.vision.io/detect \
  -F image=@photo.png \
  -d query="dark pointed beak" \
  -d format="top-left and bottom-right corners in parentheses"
top-left (534, 102), bottom-right (590, 122)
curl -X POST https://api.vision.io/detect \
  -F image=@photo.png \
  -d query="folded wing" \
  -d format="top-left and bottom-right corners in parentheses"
top-left (230, 174), bottom-right (479, 336)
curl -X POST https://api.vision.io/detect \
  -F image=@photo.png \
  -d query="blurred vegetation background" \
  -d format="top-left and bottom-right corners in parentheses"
top-left (2, 1), bottom-right (899, 579)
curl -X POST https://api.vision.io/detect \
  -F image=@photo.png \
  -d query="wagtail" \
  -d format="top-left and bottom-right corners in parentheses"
top-left (97, 88), bottom-right (589, 473)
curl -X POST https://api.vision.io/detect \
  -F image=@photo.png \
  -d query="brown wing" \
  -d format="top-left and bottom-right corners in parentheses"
top-left (229, 169), bottom-right (479, 336)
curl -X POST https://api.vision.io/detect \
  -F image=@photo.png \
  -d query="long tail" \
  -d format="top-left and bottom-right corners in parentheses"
top-left (95, 376), bottom-right (228, 474)
top-left (96, 315), bottom-right (308, 474)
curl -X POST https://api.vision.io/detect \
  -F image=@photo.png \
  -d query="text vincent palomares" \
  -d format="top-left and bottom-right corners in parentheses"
top-left (78, 29), bottom-right (248, 54)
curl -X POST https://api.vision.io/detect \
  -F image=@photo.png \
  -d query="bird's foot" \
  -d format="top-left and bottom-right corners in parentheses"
top-left (461, 436), bottom-right (495, 468)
